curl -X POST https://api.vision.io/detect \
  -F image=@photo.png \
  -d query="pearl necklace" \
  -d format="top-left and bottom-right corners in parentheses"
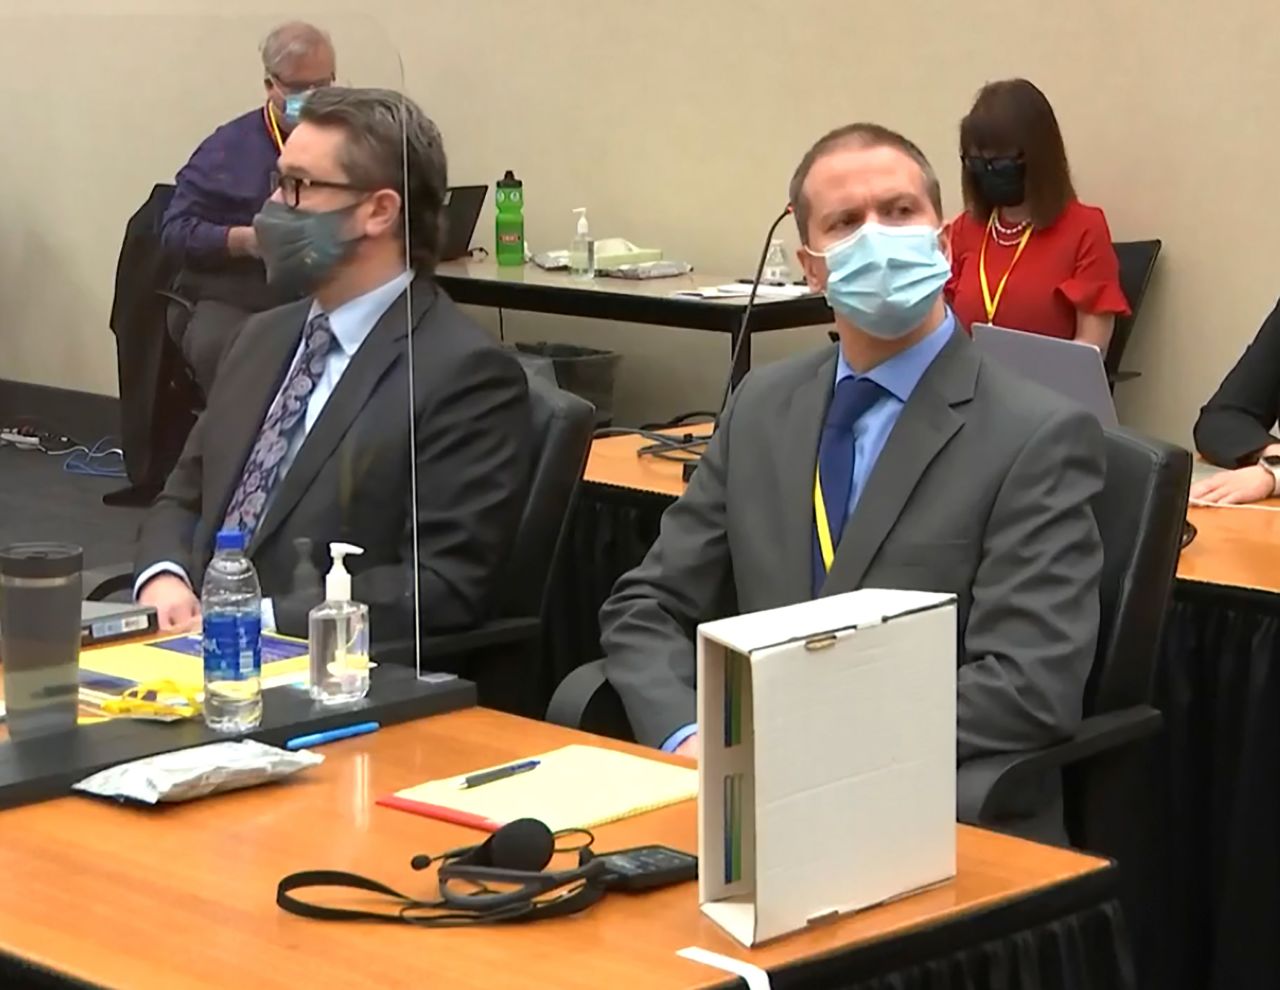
top-left (991, 210), bottom-right (1031, 246)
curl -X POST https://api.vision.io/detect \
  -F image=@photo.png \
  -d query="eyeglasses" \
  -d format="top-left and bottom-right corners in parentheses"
top-left (270, 171), bottom-right (369, 208)
top-left (270, 74), bottom-right (334, 96)
top-left (962, 154), bottom-right (1024, 173)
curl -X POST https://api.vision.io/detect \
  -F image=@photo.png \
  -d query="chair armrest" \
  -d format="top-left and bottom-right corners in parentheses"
top-left (84, 562), bottom-right (135, 602)
top-left (156, 289), bottom-right (194, 314)
top-left (546, 660), bottom-right (610, 729)
top-left (957, 705), bottom-right (1163, 824)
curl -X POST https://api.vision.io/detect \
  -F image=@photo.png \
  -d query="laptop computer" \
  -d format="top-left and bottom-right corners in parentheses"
top-left (439, 185), bottom-right (488, 262)
top-left (81, 600), bottom-right (158, 647)
top-left (971, 323), bottom-right (1119, 430)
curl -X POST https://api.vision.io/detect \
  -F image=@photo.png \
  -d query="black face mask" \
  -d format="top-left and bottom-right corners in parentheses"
top-left (969, 159), bottom-right (1026, 208)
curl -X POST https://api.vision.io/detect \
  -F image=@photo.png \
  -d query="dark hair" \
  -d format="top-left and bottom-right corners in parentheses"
top-left (300, 87), bottom-right (448, 271)
top-left (788, 122), bottom-right (943, 245)
top-left (959, 79), bottom-right (1075, 228)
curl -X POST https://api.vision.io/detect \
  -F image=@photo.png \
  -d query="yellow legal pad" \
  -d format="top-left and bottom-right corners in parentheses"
top-left (379, 744), bottom-right (698, 833)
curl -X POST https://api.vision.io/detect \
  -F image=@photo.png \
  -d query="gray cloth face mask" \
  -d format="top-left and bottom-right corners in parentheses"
top-left (253, 200), bottom-right (361, 293)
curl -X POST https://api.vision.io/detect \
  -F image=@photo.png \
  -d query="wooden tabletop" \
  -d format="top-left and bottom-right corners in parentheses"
top-left (584, 435), bottom-right (1280, 598)
top-left (584, 426), bottom-right (710, 498)
top-left (1177, 503), bottom-right (1280, 595)
top-left (0, 709), bottom-right (1109, 990)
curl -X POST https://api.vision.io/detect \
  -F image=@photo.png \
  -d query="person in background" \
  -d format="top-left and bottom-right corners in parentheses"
top-left (597, 122), bottom-right (1104, 842)
top-left (135, 88), bottom-right (532, 645)
top-left (945, 79), bottom-right (1129, 351)
top-left (160, 21), bottom-right (337, 396)
top-left (1189, 299), bottom-right (1280, 505)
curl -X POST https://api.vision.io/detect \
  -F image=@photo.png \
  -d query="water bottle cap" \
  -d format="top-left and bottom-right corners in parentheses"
top-left (498, 169), bottom-right (522, 188)
top-left (215, 530), bottom-right (246, 553)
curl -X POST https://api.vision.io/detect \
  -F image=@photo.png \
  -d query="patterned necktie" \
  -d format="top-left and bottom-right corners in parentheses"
top-left (812, 376), bottom-right (886, 595)
top-left (222, 313), bottom-right (336, 542)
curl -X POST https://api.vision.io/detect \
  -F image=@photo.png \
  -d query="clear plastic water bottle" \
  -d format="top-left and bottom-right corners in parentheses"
top-left (762, 239), bottom-right (791, 285)
top-left (202, 529), bottom-right (263, 732)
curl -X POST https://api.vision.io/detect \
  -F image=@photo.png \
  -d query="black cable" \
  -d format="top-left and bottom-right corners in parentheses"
top-left (629, 204), bottom-right (795, 463)
top-left (717, 204), bottom-right (795, 411)
top-left (498, 307), bottom-right (505, 343)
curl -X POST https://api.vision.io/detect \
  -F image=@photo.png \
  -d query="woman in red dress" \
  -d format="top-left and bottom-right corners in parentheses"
top-left (945, 79), bottom-right (1129, 352)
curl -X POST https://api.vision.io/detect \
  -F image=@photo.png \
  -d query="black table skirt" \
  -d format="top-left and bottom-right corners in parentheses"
top-left (547, 482), bottom-right (1280, 990)
top-left (1153, 582), bottom-right (1280, 990)
top-left (756, 867), bottom-right (1133, 990)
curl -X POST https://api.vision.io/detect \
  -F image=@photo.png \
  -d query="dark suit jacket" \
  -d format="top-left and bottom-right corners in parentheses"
top-left (135, 275), bottom-right (532, 644)
top-left (1194, 296), bottom-right (1280, 467)
top-left (109, 183), bottom-right (198, 491)
top-left (600, 329), bottom-right (1104, 834)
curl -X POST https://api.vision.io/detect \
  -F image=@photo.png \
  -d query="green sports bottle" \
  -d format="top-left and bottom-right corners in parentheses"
top-left (494, 170), bottom-right (525, 267)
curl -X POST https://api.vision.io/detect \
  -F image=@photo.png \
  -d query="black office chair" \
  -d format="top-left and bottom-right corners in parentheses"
top-left (1107, 239), bottom-right (1162, 386)
top-left (403, 377), bottom-right (595, 715)
top-left (105, 183), bottom-right (203, 508)
top-left (547, 429), bottom-right (1192, 844)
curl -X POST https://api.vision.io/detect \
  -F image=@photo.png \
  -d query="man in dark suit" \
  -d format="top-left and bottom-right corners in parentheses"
top-left (599, 123), bottom-right (1104, 840)
top-left (135, 87), bottom-right (531, 645)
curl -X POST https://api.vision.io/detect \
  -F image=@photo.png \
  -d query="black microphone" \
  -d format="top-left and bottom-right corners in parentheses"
top-left (717, 204), bottom-right (797, 411)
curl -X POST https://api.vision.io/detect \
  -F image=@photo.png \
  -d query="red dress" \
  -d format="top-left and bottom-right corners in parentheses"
top-left (945, 199), bottom-right (1130, 340)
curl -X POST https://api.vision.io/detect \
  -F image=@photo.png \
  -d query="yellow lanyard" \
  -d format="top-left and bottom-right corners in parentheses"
top-left (264, 103), bottom-right (286, 154)
top-left (813, 468), bottom-right (836, 573)
top-left (978, 214), bottom-right (1033, 323)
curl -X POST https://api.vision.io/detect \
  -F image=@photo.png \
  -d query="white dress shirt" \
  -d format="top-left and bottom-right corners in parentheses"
top-left (135, 269), bottom-right (415, 628)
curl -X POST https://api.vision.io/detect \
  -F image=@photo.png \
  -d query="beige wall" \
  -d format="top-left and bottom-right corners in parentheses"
top-left (1, 0), bottom-right (1275, 448)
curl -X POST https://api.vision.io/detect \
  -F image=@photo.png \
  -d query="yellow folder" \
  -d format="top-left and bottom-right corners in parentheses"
top-left (80, 633), bottom-right (310, 693)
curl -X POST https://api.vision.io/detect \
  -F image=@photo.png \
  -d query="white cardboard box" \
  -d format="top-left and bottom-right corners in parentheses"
top-left (696, 589), bottom-right (958, 947)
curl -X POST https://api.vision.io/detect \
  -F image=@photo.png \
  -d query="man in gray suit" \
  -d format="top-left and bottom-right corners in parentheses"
top-left (599, 123), bottom-right (1104, 839)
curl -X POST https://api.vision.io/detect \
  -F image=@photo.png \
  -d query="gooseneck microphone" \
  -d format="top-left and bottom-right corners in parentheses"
top-left (717, 203), bottom-right (797, 411)
top-left (612, 204), bottom-right (800, 469)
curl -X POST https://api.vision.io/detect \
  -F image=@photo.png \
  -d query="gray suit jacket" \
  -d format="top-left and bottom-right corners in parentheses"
top-left (600, 329), bottom-right (1104, 829)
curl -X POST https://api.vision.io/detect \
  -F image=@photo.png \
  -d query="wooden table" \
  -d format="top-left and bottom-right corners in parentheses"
top-left (436, 258), bottom-right (832, 386)
top-left (0, 709), bottom-right (1120, 990)
top-left (584, 425), bottom-right (710, 498)
top-left (1177, 502), bottom-right (1280, 594)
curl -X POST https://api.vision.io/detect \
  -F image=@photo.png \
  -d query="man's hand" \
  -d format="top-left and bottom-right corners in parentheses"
top-left (226, 225), bottom-right (260, 258)
top-left (138, 574), bottom-right (201, 632)
top-left (1191, 465), bottom-right (1277, 506)
top-left (674, 734), bottom-right (700, 760)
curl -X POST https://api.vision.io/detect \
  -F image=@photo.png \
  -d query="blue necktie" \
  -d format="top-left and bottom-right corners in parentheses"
top-left (813, 377), bottom-right (885, 595)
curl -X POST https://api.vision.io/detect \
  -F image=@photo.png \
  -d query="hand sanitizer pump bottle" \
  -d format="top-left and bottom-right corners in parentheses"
top-left (308, 542), bottom-right (370, 705)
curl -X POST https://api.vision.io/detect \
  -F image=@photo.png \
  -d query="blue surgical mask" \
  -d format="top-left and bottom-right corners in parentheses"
top-left (812, 223), bottom-right (950, 339)
top-left (283, 91), bottom-right (311, 127)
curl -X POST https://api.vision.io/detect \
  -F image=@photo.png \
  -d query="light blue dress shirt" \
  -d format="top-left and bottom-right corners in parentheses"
top-left (660, 312), bottom-right (957, 754)
top-left (135, 269), bottom-right (415, 628)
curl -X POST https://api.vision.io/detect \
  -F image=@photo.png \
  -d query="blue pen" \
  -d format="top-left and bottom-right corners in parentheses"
top-left (284, 721), bottom-right (380, 751)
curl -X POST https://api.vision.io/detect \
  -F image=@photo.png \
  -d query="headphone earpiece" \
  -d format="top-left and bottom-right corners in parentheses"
top-left (278, 819), bottom-right (606, 927)
top-left (407, 818), bottom-right (555, 874)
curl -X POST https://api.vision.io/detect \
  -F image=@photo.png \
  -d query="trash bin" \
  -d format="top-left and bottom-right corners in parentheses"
top-left (514, 342), bottom-right (620, 427)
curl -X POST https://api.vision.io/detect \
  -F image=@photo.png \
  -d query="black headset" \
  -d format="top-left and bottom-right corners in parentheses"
top-left (277, 818), bottom-right (610, 926)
